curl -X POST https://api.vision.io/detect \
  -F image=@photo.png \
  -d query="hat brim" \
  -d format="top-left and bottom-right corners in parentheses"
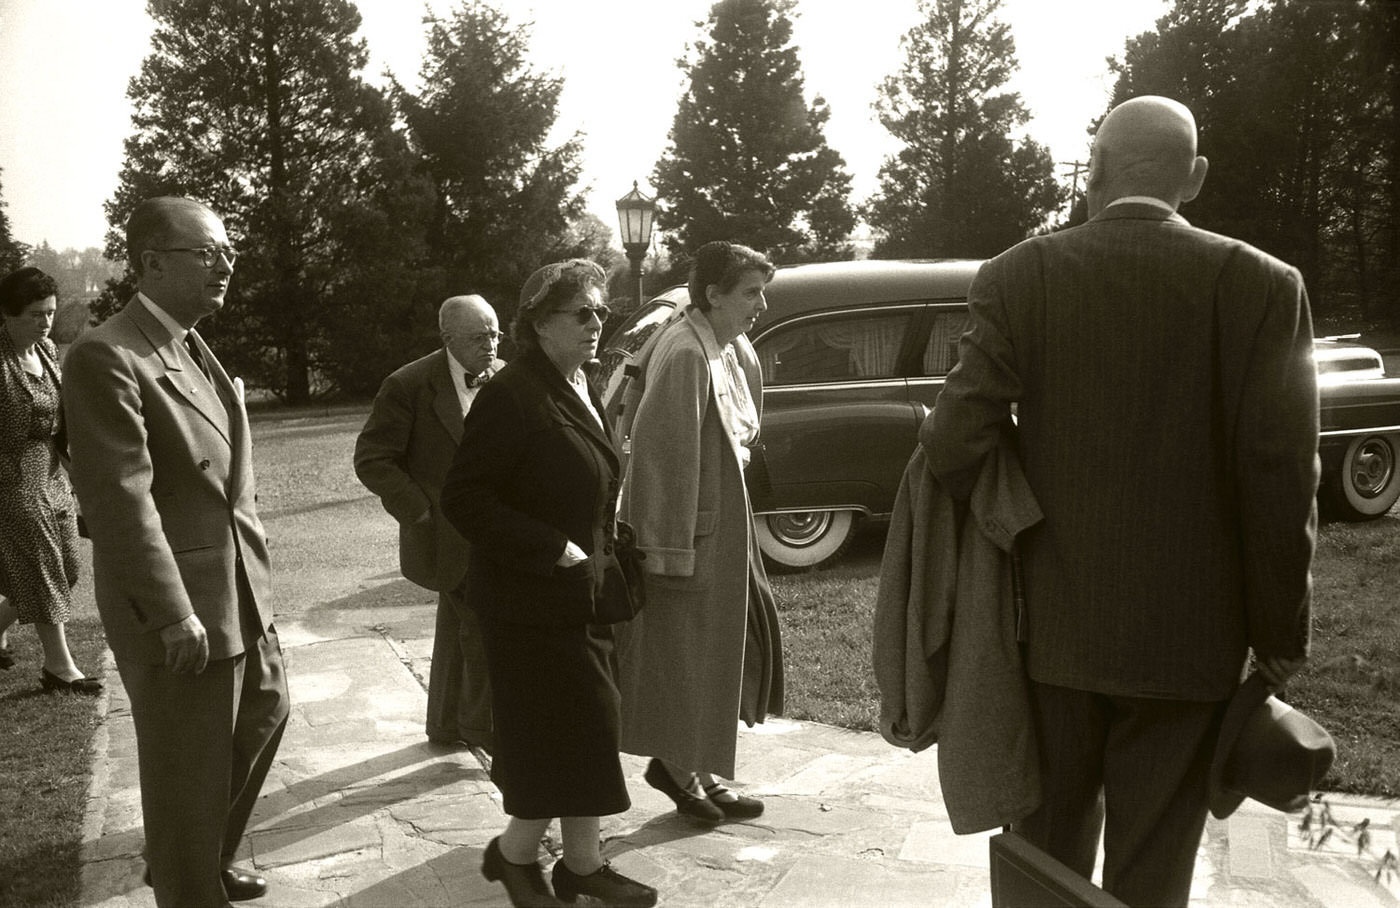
top-left (1208, 672), bottom-right (1272, 819)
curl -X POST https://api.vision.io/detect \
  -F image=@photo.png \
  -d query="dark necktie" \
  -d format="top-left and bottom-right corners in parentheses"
top-left (185, 333), bottom-right (211, 382)
top-left (464, 370), bottom-right (485, 389)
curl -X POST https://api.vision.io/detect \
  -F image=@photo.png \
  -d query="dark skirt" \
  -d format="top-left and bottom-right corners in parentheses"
top-left (477, 610), bottom-right (630, 820)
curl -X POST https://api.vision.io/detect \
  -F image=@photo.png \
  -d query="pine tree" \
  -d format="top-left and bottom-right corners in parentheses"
top-left (1107, 0), bottom-right (1399, 330)
top-left (653, 0), bottom-right (856, 264)
top-left (104, 0), bottom-right (432, 402)
top-left (0, 168), bottom-right (29, 275)
top-left (867, 0), bottom-right (1060, 259)
top-left (392, 1), bottom-right (596, 321)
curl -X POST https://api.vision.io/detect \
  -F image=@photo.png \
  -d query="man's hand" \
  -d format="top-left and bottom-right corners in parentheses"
top-left (159, 614), bottom-right (209, 675)
top-left (1254, 653), bottom-right (1306, 690)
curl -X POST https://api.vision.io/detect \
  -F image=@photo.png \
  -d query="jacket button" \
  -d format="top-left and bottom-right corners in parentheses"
top-left (604, 543), bottom-right (614, 555)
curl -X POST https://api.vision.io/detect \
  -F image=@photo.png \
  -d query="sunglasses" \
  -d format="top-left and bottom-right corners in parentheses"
top-left (554, 303), bottom-right (611, 325)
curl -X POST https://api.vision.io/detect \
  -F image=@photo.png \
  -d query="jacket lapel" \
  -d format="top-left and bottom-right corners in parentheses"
top-left (125, 299), bottom-right (230, 443)
top-left (522, 349), bottom-right (618, 473)
top-left (429, 350), bottom-right (466, 444)
top-left (187, 328), bottom-right (249, 498)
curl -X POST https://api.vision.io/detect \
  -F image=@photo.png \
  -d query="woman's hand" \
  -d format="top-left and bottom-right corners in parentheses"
top-left (556, 540), bottom-right (588, 567)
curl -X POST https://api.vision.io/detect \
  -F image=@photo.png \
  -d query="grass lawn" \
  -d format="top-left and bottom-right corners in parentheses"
top-left (0, 617), bottom-right (108, 908)
top-left (771, 512), bottom-right (1400, 798)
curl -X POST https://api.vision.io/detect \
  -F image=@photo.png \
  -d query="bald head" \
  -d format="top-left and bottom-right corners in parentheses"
top-left (440, 294), bottom-right (500, 377)
top-left (1087, 96), bottom-right (1209, 217)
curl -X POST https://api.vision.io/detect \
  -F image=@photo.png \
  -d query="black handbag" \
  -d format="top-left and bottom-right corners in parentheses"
top-left (591, 520), bottom-right (646, 624)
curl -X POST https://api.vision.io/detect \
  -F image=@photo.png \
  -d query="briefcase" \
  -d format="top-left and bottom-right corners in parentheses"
top-left (989, 832), bottom-right (1126, 907)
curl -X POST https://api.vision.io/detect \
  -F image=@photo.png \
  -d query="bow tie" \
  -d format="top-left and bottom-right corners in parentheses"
top-left (464, 370), bottom-right (488, 389)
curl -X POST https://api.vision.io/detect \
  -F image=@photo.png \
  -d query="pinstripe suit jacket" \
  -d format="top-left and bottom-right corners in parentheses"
top-left (925, 204), bottom-right (1319, 700)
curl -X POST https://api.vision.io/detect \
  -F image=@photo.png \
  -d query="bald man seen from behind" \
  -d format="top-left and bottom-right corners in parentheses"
top-left (924, 96), bottom-right (1319, 906)
top-left (354, 295), bottom-right (503, 756)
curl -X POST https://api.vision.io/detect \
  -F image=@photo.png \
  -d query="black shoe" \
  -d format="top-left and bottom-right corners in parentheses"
top-left (703, 782), bottom-right (764, 819)
top-left (551, 861), bottom-right (657, 907)
top-left (142, 865), bottom-right (268, 901)
top-left (0, 645), bottom-right (14, 670)
top-left (481, 837), bottom-right (565, 907)
top-left (40, 668), bottom-right (102, 694)
top-left (643, 758), bottom-right (724, 823)
top-left (222, 867), bottom-right (268, 901)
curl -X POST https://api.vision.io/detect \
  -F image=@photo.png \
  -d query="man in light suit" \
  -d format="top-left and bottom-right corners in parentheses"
top-left (355, 295), bottom-right (500, 753)
top-left (925, 96), bottom-right (1318, 906)
top-left (64, 197), bottom-right (288, 907)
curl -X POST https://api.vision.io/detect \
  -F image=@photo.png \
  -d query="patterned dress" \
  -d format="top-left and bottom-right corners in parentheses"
top-left (0, 330), bottom-right (79, 623)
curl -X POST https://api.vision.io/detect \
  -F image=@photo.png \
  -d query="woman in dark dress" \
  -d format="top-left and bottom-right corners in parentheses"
top-left (0, 267), bottom-right (99, 692)
top-left (441, 259), bottom-right (656, 908)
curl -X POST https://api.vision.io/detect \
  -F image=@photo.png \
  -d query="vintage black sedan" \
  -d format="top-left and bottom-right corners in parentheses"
top-left (600, 261), bottom-right (1400, 570)
top-left (1314, 337), bottom-right (1400, 520)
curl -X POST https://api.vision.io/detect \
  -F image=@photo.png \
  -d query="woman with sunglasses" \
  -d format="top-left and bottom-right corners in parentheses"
top-left (614, 241), bottom-right (784, 825)
top-left (0, 267), bottom-right (98, 692)
top-left (441, 259), bottom-right (656, 908)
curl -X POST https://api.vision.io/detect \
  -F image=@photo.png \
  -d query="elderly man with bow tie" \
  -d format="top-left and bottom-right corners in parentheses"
top-left (355, 294), bottom-right (503, 755)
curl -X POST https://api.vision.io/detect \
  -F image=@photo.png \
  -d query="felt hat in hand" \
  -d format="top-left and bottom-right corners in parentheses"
top-left (1208, 672), bottom-right (1336, 820)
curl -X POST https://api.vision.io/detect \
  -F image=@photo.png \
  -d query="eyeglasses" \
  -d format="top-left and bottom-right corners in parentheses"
top-left (466, 330), bottom-right (501, 345)
top-left (151, 245), bottom-right (240, 267)
top-left (554, 303), bottom-right (610, 325)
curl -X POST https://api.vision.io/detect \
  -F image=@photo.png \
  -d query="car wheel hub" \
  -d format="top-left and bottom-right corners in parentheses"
top-left (1350, 438), bottom-right (1395, 499)
top-left (767, 512), bottom-right (833, 547)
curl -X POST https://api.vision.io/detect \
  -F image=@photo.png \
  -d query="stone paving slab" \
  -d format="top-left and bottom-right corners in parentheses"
top-left (79, 622), bottom-right (1400, 908)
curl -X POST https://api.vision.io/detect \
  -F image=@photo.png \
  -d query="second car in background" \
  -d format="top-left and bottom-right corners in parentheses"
top-left (600, 261), bottom-right (1400, 571)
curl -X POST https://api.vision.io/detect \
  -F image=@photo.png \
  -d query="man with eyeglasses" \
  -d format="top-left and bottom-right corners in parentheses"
top-left (63, 196), bottom-right (289, 907)
top-left (355, 294), bottom-right (503, 757)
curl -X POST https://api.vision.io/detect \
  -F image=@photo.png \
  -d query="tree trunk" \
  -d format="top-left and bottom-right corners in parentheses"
top-left (260, 0), bottom-right (311, 404)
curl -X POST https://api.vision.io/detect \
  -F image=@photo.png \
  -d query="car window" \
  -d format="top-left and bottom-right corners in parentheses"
top-left (597, 300), bottom-right (681, 413)
top-left (607, 302), bottom-right (677, 359)
top-left (921, 308), bottom-right (970, 376)
top-left (758, 310), bottom-right (913, 385)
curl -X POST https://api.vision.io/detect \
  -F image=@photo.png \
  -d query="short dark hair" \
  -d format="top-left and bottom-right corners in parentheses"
top-left (511, 259), bottom-right (608, 354)
top-left (0, 267), bottom-right (59, 317)
top-left (687, 241), bottom-right (775, 311)
top-left (125, 196), bottom-right (216, 276)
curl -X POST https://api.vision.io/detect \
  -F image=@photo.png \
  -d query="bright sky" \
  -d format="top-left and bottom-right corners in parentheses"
top-left (0, 0), bottom-right (1169, 252)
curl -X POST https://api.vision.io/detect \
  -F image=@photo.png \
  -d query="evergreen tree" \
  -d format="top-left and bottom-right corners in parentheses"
top-left (104, 0), bottom-right (432, 402)
top-left (866, 0), bottom-right (1061, 259)
top-left (652, 0), bottom-right (856, 264)
top-left (1106, 0), bottom-right (1399, 330)
top-left (392, 1), bottom-right (597, 322)
top-left (0, 169), bottom-right (29, 275)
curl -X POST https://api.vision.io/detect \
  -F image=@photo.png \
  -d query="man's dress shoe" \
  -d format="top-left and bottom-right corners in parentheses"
top-left (144, 866), bottom-right (269, 901)
top-left (222, 867), bottom-right (269, 901)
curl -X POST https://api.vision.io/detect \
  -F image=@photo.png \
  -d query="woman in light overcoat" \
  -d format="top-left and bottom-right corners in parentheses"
top-left (616, 241), bottom-right (784, 824)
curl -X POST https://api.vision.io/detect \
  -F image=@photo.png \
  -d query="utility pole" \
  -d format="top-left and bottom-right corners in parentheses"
top-left (1058, 160), bottom-right (1089, 225)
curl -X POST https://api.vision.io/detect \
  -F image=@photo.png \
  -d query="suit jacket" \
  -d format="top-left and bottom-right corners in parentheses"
top-left (353, 349), bottom-right (502, 592)
top-left (926, 204), bottom-right (1319, 701)
top-left (440, 347), bottom-right (623, 627)
top-left (62, 297), bottom-right (273, 664)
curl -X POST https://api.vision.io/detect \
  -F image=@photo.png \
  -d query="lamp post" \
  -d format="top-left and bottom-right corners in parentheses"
top-left (615, 181), bottom-right (656, 308)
